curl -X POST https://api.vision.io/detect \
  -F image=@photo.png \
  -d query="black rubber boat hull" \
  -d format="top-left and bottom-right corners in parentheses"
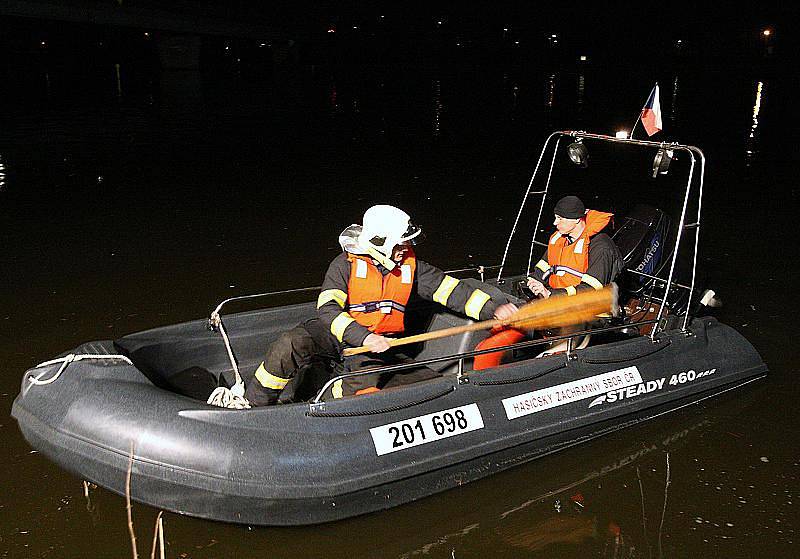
top-left (12, 316), bottom-right (767, 525)
top-left (13, 373), bottom-right (763, 525)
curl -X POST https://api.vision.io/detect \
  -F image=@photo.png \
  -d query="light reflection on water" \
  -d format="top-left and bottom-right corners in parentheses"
top-left (669, 74), bottom-right (680, 123)
top-left (432, 79), bottom-right (443, 137)
top-left (545, 72), bottom-right (557, 108)
top-left (746, 80), bottom-right (765, 165)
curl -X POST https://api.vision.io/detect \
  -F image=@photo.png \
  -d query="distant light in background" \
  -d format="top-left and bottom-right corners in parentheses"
top-left (259, 43), bottom-right (266, 47)
top-left (144, 32), bottom-right (150, 39)
top-left (514, 41), bottom-right (520, 45)
top-left (761, 28), bottom-right (774, 55)
top-left (40, 40), bottom-right (47, 48)
top-left (579, 55), bottom-right (587, 62)
top-left (352, 26), bottom-right (358, 30)
top-left (615, 130), bottom-right (628, 139)
top-left (327, 26), bottom-right (336, 33)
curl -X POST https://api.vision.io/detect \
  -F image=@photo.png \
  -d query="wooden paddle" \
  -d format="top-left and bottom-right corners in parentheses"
top-left (343, 284), bottom-right (617, 356)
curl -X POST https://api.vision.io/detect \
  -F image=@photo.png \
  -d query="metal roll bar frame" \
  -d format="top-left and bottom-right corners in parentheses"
top-left (497, 131), bottom-right (705, 340)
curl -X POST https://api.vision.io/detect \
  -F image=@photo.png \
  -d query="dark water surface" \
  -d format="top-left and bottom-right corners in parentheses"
top-left (1, 34), bottom-right (798, 558)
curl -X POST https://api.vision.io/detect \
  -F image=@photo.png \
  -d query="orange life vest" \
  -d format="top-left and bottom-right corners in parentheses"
top-left (545, 210), bottom-right (613, 289)
top-left (346, 250), bottom-right (416, 334)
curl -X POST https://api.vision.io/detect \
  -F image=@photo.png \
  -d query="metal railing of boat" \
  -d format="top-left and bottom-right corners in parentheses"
top-left (309, 318), bottom-right (661, 407)
top-left (206, 265), bottom-right (504, 384)
top-left (497, 131), bottom-right (706, 341)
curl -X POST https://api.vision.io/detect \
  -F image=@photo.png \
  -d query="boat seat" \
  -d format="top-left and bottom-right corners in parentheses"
top-left (409, 277), bottom-right (519, 375)
top-left (412, 312), bottom-right (491, 375)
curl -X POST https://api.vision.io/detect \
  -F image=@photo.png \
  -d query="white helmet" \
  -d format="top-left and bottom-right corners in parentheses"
top-left (357, 205), bottom-right (422, 269)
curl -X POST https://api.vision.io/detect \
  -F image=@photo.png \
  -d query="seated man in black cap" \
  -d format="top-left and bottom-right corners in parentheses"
top-left (473, 195), bottom-right (623, 368)
top-left (526, 195), bottom-right (622, 298)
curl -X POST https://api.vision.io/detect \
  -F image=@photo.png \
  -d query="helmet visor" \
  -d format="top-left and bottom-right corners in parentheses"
top-left (399, 222), bottom-right (423, 245)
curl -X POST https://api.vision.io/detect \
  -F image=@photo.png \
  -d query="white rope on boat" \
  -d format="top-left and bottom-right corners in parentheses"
top-left (206, 312), bottom-right (251, 409)
top-left (28, 353), bottom-right (134, 386)
top-left (206, 381), bottom-right (251, 409)
top-left (29, 348), bottom-right (251, 408)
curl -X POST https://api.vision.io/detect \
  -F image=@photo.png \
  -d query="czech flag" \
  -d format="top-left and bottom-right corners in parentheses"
top-left (641, 83), bottom-right (662, 136)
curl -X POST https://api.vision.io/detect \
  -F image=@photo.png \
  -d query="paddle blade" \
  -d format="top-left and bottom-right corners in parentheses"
top-left (506, 284), bottom-right (618, 331)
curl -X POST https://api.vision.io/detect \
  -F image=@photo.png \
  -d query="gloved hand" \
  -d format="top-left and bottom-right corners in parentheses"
top-left (493, 303), bottom-right (519, 320)
top-left (527, 277), bottom-right (552, 298)
top-left (363, 333), bottom-right (392, 353)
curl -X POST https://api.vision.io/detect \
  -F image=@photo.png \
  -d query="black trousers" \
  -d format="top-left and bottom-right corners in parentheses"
top-left (244, 318), bottom-right (440, 406)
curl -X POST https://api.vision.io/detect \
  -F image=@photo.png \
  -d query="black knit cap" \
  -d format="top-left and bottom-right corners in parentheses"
top-left (554, 195), bottom-right (586, 219)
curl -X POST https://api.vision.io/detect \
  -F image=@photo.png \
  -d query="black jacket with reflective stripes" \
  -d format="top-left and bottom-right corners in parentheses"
top-left (317, 252), bottom-right (502, 347)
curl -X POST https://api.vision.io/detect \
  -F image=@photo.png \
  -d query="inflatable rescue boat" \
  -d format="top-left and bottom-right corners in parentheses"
top-left (12, 132), bottom-right (767, 525)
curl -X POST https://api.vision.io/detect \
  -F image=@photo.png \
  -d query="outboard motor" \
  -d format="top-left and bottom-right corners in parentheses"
top-left (611, 204), bottom-right (719, 328)
top-left (613, 204), bottom-right (672, 282)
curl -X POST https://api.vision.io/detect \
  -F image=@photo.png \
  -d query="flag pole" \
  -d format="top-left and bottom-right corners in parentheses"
top-left (629, 82), bottom-right (657, 139)
top-left (629, 116), bottom-right (641, 140)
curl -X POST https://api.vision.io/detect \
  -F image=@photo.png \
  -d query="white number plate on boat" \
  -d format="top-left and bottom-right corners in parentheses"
top-left (370, 403), bottom-right (484, 456)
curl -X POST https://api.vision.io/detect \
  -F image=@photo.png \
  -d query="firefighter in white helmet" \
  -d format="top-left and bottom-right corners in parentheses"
top-left (245, 204), bottom-right (518, 406)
